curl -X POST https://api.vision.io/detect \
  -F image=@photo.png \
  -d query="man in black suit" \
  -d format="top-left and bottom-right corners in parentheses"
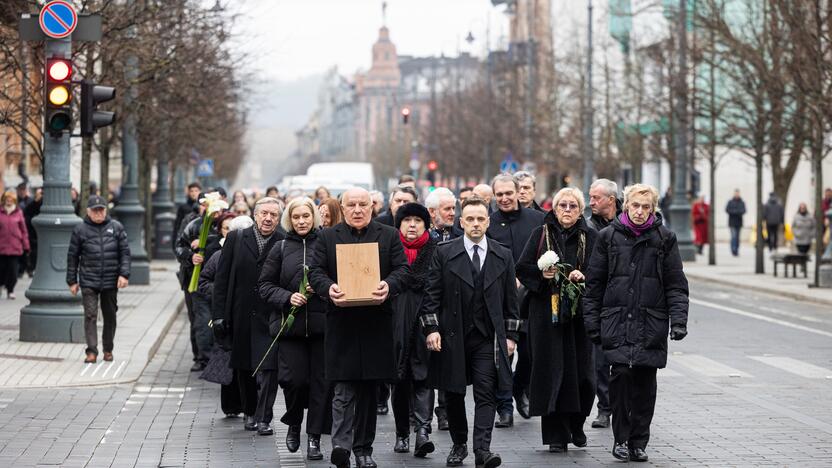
top-left (212, 197), bottom-right (284, 435)
top-left (420, 196), bottom-right (521, 468)
top-left (308, 188), bottom-right (410, 468)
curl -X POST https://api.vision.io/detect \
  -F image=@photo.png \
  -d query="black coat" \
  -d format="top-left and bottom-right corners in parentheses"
top-left (517, 214), bottom-right (596, 417)
top-left (587, 199), bottom-right (623, 231)
top-left (175, 216), bottom-right (220, 290)
top-left (419, 237), bottom-right (521, 394)
top-left (726, 198), bottom-right (746, 228)
top-left (583, 214), bottom-right (689, 369)
top-left (393, 237), bottom-right (438, 382)
top-left (487, 206), bottom-right (545, 262)
top-left (212, 226), bottom-right (283, 371)
top-left (66, 216), bottom-right (131, 289)
top-left (259, 230), bottom-right (326, 340)
top-left (198, 249), bottom-right (221, 297)
top-left (308, 220), bottom-right (410, 381)
top-left (173, 198), bottom-right (197, 242)
top-left (375, 210), bottom-right (395, 227)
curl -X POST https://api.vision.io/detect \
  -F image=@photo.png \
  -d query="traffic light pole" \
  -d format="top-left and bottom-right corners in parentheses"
top-left (20, 38), bottom-right (84, 343)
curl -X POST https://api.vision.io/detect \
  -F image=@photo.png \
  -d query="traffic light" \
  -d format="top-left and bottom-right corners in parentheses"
top-left (401, 107), bottom-right (410, 124)
top-left (45, 57), bottom-right (72, 135)
top-left (80, 80), bottom-right (116, 137)
top-left (426, 160), bottom-right (438, 185)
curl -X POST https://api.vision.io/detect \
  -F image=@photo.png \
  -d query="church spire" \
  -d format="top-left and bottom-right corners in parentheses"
top-left (382, 1), bottom-right (387, 26)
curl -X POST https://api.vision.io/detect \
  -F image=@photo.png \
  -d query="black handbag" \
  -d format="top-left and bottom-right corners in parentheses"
top-left (200, 348), bottom-right (233, 385)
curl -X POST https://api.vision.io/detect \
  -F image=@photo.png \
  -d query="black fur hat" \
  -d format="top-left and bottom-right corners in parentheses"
top-left (395, 202), bottom-right (431, 229)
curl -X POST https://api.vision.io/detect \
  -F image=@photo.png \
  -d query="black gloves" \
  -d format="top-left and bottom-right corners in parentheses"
top-left (587, 329), bottom-right (601, 345)
top-left (670, 325), bottom-right (687, 341)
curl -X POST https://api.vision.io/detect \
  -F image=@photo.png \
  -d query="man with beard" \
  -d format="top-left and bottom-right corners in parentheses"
top-left (212, 197), bottom-right (284, 434)
top-left (426, 187), bottom-right (462, 242)
top-left (487, 173), bottom-right (544, 427)
top-left (308, 187), bottom-right (410, 468)
top-left (421, 196), bottom-right (520, 468)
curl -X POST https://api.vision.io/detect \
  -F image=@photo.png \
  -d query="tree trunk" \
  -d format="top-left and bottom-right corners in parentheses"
top-left (80, 137), bottom-right (92, 213)
top-left (99, 128), bottom-right (111, 203)
top-left (812, 126), bottom-right (824, 287)
top-left (755, 150), bottom-right (765, 274)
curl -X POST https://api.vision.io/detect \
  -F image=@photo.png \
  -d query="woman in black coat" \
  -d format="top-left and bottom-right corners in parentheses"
top-left (583, 183), bottom-right (689, 463)
top-left (258, 197), bottom-right (330, 461)
top-left (517, 188), bottom-right (597, 453)
top-left (390, 203), bottom-right (438, 457)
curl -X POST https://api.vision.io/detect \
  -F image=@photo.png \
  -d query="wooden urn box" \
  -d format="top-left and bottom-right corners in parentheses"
top-left (335, 242), bottom-right (381, 307)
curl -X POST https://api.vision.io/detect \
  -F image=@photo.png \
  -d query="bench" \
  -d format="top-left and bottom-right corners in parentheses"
top-left (772, 253), bottom-right (809, 278)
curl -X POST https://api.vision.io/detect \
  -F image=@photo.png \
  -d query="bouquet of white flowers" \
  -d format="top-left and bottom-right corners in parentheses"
top-left (537, 227), bottom-right (587, 323)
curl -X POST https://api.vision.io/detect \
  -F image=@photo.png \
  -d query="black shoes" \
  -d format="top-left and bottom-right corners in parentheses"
top-left (592, 413), bottom-right (611, 428)
top-left (475, 450), bottom-right (502, 468)
top-left (190, 361), bottom-right (206, 372)
top-left (572, 428), bottom-right (587, 447)
top-left (514, 391), bottom-right (531, 419)
top-left (307, 434), bottom-right (323, 460)
top-left (394, 435), bottom-right (409, 453)
top-left (413, 428), bottom-right (435, 458)
top-left (612, 442), bottom-right (629, 461)
top-left (355, 454), bottom-right (377, 468)
top-left (629, 447), bottom-right (649, 462)
top-left (243, 415), bottom-right (257, 431)
top-left (437, 413), bottom-right (449, 431)
top-left (494, 412), bottom-right (513, 428)
top-left (256, 422), bottom-right (273, 436)
top-left (446, 443), bottom-right (468, 467)
top-left (285, 425), bottom-right (300, 452)
top-left (376, 401), bottom-right (389, 415)
top-left (548, 443), bottom-right (567, 453)
top-left (331, 446), bottom-right (350, 468)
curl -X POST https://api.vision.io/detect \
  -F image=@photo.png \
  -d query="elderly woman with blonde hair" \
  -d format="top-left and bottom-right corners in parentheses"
top-left (258, 197), bottom-right (330, 461)
top-left (516, 187), bottom-right (597, 453)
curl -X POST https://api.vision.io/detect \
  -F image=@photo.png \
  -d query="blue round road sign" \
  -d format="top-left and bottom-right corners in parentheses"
top-left (39, 1), bottom-right (78, 39)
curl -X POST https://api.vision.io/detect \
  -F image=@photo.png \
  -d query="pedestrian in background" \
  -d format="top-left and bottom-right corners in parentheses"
top-left (375, 185), bottom-right (418, 227)
top-left (232, 202), bottom-right (251, 217)
top-left (315, 186), bottom-right (331, 205)
top-left (792, 203), bottom-right (816, 255)
top-left (0, 191), bottom-right (30, 299)
top-left (174, 182), bottom-right (202, 240)
top-left (584, 183), bottom-right (689, 463)
top-left (763, 192), bottom-right (785, 252)
top-left (691, 195), bottom-right (709, 255)
top-left (517, 188), bottom-right (596, 453)
top-left (725, 190), bottom-right (746, 257)
top-left (66, 195), bottom-right (130, 364)
top-left (22, 187), bottom-right (42, 277)
top-left (259, 197), bottom-right (331, 459)
top-left (319, 197), bottom-right (343, 228)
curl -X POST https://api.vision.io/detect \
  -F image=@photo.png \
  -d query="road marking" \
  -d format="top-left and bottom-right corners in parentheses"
top-left (658, 367), bottom-right (683, 377)
top-left (100, 361), bottom-right (115, 378)
top-left (748, 356), bottom-right (832, 379)
top-left (756, 305), bottom-right (826, 324)
top-left (673, 354), bottom-right (752, 378)
top-left (89, 362), bottom-right (103, 378)
top-left (112, 361), bottom-right (126, 379)
top-left (80, 363), bottom-right (92, 376)
top-left (691, 298), bottom-right (832, 339)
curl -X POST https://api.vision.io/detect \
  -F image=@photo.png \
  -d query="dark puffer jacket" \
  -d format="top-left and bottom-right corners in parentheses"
top-left (583, 214), bottom-right (689, 368)
top-left (66, 216), bottom-right (131, 289)
top-left (175, 216), bottom-right (220, 290)
top-left (258, 229), bottom-right (326, 339)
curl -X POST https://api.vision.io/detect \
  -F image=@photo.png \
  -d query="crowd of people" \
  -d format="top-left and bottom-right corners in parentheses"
top-left (172, 173), bottom-right (695, 468)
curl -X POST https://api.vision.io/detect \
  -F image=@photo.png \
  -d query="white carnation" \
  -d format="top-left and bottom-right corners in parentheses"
top-left (537, 250), bottom-right (560, 271)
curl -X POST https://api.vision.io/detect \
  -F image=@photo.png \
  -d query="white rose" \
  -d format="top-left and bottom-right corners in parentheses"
top-left (537, 250), bottom-right (560, 271)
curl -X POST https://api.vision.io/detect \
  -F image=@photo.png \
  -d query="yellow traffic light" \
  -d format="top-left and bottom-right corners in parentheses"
top-left (48, 85), bottom-right (70, 106)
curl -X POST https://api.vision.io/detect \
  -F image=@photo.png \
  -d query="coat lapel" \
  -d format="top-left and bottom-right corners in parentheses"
top-left (243, 227), bottom-right (259, 258)
top-left (482, 243), bottom-right (506, 290)
top-left (447, 238), bottom-right (474, 288)
top-left (258, 234), bottom-right (279, 265)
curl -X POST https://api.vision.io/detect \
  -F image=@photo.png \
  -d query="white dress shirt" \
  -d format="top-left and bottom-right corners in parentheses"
top-left (463, 235), bottom-right (488, 270)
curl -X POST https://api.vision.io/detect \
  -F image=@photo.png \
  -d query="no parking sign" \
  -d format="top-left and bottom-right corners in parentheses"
top-left (38, 1), bottom-right (78, 39)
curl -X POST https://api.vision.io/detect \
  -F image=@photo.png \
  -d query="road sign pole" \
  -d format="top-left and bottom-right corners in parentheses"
top-left (20, 37), bottom-right (84, 343)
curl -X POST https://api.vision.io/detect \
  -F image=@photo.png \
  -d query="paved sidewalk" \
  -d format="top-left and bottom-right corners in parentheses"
top-left (684, 242), bottom-right (832, 306)
top-left (0, 260), bottom-right (183, 388)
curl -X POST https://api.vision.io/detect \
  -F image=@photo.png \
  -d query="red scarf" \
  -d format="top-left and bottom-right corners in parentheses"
top-left (400, 231), bottom-right (429, 264)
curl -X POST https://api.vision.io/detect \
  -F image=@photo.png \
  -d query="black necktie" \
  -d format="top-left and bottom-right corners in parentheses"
top-left (472, 245), bottom-right (481, 275)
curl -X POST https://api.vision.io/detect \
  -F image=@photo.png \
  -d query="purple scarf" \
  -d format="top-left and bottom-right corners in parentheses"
top-left (619, 212), bottom-right (655, 237)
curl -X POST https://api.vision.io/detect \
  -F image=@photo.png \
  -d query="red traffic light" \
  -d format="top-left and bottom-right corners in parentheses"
top-left (47, 58), bottom-right (72, 82)
top-left (401, 107), bottom-right (411, 116)
top-left (427, 160), bottom-right (438, 171)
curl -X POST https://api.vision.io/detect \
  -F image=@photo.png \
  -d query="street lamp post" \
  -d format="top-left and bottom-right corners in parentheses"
top-left (152, 159), bottom-right (175, 260)
top-left (583, 0), bottom-right (595, 214)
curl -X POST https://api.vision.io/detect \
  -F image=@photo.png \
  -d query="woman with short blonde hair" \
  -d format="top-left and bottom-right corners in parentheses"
top-left (623, 184), bottom-right (659, 213)
top-left (281, 197), bottom-right (322, 234)
top-left (552, 187), bottom-right (586, 214)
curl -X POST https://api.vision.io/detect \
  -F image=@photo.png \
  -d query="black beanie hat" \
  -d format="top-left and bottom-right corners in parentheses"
top-left (395, 202), bottom-right (431, 229)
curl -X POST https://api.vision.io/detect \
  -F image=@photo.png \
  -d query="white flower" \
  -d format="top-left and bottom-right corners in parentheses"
top-left (199, 191), bottom-right (221, 204)
top-left (207, 199), bottom-right (229, 215)
top-left (537, 250), bottom-right (560, 271)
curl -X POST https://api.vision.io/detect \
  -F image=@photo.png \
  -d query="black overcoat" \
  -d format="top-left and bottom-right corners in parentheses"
top-left (307, 220), bottom-right (410, 382)
top-left (517, 214), bottom-right (597, 417)
top-left (393, 238), bottom-right (438, 382)
top-left (583, 214), bottom-right (689, 369)
top-left (419, 237), bottom-right (521, 395)
top-left (212, 226), bottom-right (283, 371)
top-left (487, 206), bottom-right (545, 262)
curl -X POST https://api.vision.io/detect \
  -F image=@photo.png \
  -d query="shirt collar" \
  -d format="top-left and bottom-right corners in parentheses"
top-left (463, 235), bottom-right (487, 254)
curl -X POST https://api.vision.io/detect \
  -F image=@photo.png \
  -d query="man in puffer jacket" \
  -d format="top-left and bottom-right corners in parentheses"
top-left (67, 195), bottom-right (131, 364)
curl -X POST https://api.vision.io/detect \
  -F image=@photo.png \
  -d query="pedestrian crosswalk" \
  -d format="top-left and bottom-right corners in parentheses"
top-left (748, 355), bottom-right (832, 379)
top-left (663, 353), bottom-right (832, 381)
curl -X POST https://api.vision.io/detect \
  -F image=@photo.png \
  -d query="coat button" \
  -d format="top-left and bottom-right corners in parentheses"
top-left (630, 262), bottom-right (636, 268)
top-left (628, 288), bottom-right (634, 294)
top-left (627, 313), bottom-right (632, 318)
top-left (449, 332), bottom-right (455, 337)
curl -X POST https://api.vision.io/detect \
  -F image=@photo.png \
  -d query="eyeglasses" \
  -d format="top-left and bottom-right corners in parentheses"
top-left (557, 202), bottom-right (579, 211)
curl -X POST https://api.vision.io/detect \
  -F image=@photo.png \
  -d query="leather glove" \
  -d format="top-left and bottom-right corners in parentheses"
top-left (212, 319), bottom-right (227, 339)
top-left (587, 329), bottom-right (601, 345)
top-left (669, 325), bottom-right (687, 341)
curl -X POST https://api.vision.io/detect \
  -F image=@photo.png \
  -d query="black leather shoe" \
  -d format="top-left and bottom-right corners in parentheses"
top-left (394, 436), bottom-right (409, 453)
top-left (256, 422), bottom-right (273, 436)
top-left (514, 391), bottom-right (531, 419)
top-left (307, 434), bottom-right (323, 460)
top-left (548, 443), bottom-right (568, 453)
top-left (591, 413), bottom-right (610, 428)
top-left (331, 446), bottom-right (350, 468)
top-left (414, 428), bottom-right (435, 458)
top-left (285, 424), bottom-right (300, 452)
top-left (243, 415), bottom-right (257, 431)
top-left (437, 413), bottom-right (449, 431)
top-left (572, 428), bottom-right (587, 447)
top-left (190, 361), bottom-right (206, 372)
top-left (474, 450), bottom-right (502, 468)
top-left (376, 401), bottom-right (389, 415)
top-left (494, 412), bottom-right (513, 428)
top-left (629, 447), bottom-right (648, 462)
top-left (446, 443), bottom-right (468, 466)
top-left (355, 454), bottom-right (377, 468)
top-left (612, 442), bottom-right (629, 461)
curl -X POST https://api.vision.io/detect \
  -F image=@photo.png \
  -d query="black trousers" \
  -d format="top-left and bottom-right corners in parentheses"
top-left (512, 332), bottom-right (531, 401)
top-left (593, 343), bottom-right (611, 416)
top-left (378, 382), bottom-right (390, 406)
top-left (541, 412), bottom-right (586, 445)
top-left (81, 288), bottom-right (118, 355)
top-left (184, 291), bottom-right (198, 362)
top-left (237, 370), bottom-right (258, 416)
top-left (221, 371), bottom-right (243, 415)
top-left (392, 378), bottom-right (433, 436)
top-left (332, 381), bottom-right (378, 456)
top-left (0, 255), bottom-right (19, 293)
top-left (237, 369), bottom-right (279, 424)
top-left (191, 292), bottom-right (214, 364)
top-left (278, 337), bottom-right (332, 436)
top-left (766, 223), bottom-right (780, 251)
top-left (610, 365), bottom-right (657, 450)
top-left (446, 330), bottom-right (498, 454)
